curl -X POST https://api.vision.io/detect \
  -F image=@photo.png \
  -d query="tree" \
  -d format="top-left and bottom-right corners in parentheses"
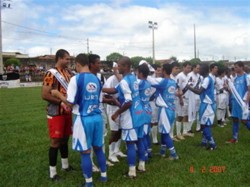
top-left (131, 56), bottom-right (146, 68)
top-left (189, 58), bottom-right (201, 66)
top-left (169, 56), bottom-right (179, 63)
top-left (106, 52), bottom-right (123, 62)
top-left (4, 58), bottom-right (21, 68)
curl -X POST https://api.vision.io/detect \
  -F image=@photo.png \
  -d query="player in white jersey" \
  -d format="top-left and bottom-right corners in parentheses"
top-left (170, 62), bottom-right (181, 141)
top-left (103, 71), bottom-right (127, 163)
top-left (215, 67), bottom-right (228, 127)
top-left (51, 54), bottom-right (107, 187)
top-left (176, 62), bottom-right (192, 139)
top-left (187, 63), bottom-right (201, 133)
top-left (187, 63), bottom-right (217, 150)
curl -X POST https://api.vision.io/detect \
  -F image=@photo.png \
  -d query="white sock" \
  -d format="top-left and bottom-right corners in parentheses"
top-left (188, 122), bottom-right (193, 132)
top-left (109, 142), bottom-right (115, 157)
top-left (61, 158), bottom-right (69, 169)
top-left (170, 124), bottom-right (174, 138)
top-left (49, 166), bottom-right (57, 178)
top-left (138, 161), bottom-right (145, 170)
top-left (183, 122), bottom-right (189, 134)
top-left (129, 166), bottom-right (136, 176)
top-left (101, 172), bottom-right (107, 177)
top-left (151, 126), bottom-right (158, 143)
top-left (115, 139), bottom-right (121, 153)
top-left (85, 177), bottom-right (93, 183)
top-left (176, 121), bottom-right (182, 136)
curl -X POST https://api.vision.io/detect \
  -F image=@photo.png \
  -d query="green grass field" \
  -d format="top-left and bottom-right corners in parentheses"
top-left (0, 87), bottom-right (250, 187)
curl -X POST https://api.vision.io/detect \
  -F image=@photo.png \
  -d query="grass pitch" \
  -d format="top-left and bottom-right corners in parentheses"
top-left (0, 87), bottom-right (250, 187)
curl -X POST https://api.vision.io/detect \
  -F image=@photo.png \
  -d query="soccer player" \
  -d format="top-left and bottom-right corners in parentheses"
top-left (42, 49), bottom-right (74, 181)
top-left (176, 62), bottom-right (192, 139)
top-left (187, 63), bottom-right (201, 133)
top-left (147, 63), bottom-right (179, 160)
top-left (226, 61), bottom-right (250, 143)
top-left (137, 63), bottom-right (153, 160)
top-left (187, 63), bottom-right (217, 150)
top-left (102, 56), bottom-right (146, 178)
top-left (51, 53), bottom-right (107, 187)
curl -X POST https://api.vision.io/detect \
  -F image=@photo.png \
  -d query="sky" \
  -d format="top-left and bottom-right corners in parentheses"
top-left (1, 0), bottom-right (249, 61)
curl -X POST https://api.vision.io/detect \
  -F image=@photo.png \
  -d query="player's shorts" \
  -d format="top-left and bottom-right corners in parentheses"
top-left (121, 128), bottom-right (138, 141)
top-left (47, 114), bottom-right (72, 138)
top-left (72, 114), bottom-right (103, 152)
top-left (107, 113), bottom-right (120, 131)
top-left (199, 103), bottom-right (216, 126)
top-left (158, 107), bottom-right (175, 134)
top-left (143, 123), bottom-right (151, 136)
top-left (176, 97), bottom-right (188, 117)
top-left (150, 101), bottom-right (158, 123)
top-left (217, 93), bottom-right (228, 109)
top-left (231, 99), bottom-right (243, 119)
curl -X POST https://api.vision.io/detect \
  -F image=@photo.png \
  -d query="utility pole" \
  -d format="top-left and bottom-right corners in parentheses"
top-left (148, 21), bottom-right (157, 64)
top-left (87, 38), bottom-right (89, 54)
top-left (194, 24), bottom-right (197, 59)
top-left (0, 0), bottom-right (12, 75)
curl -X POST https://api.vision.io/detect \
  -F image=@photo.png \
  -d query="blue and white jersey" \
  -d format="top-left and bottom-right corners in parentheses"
top-left (138, 79), bottom-right (152, 124)
top-left (116, 73), bottom-right (144, 129)
top-left (67, 72), bottom-right (102, 116)
top-left (200, 76), bottom-right (215, 104)
top-left (233, 73), bottom-right (250, 100)
top-left (147, 77), bottom-right (176, 110)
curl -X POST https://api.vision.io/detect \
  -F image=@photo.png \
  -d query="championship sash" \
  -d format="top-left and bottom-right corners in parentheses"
top-left (228, 79), bottom-right (249, 119)
top-left (48, 68), bottom-right (69, 90)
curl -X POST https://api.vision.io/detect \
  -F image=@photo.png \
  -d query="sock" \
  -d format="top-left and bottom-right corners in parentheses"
top-left (114, 139), bottom-right (121, 153)
top-left (146, 134), bottom-right (152, 150)
top-left (109, 142), bottom-right (115, 157)
top-left (126, 142), bottom-right (136, 167)
top-left (201, 134), bottom-right (207, 145)
top-left (61, 158), bottom-right (69, 169)
top-left (203, 126), bottom-right (216, 147)
top-left (188, 122), bottom-right (193, 132)
top-left (136, 138), bottom-right (145, 161)
top-left (232, 122), bottom-right (239, 140)
top-left (160, 144), bottom-right (167, 156)
top-left (176, 121), bottom-right (181, 136)
top-left (49, 147), bottom-right (58, 167)
top-left (169, 125), bottom-right (174, 138)
top-left (138, 160), bottom-right (145, 171)
top-left (196, 115), bottom-right (201, 130)
top-left (246, 121), bottom-right (250, 130)
top-left (80, 153), bottom-right (92, 179)
top-left (142, 136), bottom-right (148, 160)
top-left (49, 166), bottom-right (57, 178)
top-left (151, 126), bottom-right (158, 143)
top-left (183, 122), bottom-right (189, 134)
top-left (94, 148), bottom-right (107, 173)
top-left (169, 147), bottom-right (177, 158)
top-left (59, 144), bottom-right (68, 158)
top-left (162, 133), bottom-right (174, 149)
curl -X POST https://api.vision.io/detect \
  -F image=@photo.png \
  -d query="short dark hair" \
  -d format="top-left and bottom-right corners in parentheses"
top-left (200, 64), bottom-right (209, 77)
top-left (209, 63), bottom-right (218, 71)
top-left (182, 61), bottom-right (191, 67)
top-left (171, 62), bottom-right (180, 69)
top-left (88, 54), bottom-right (100, 65)
top-left (162, 63), bottom-right (172, 75)
top-left (151, 64), bottom-right (161, 71)
top-left (75, 54), bottom-right (89, 66)
top-left (192, 63), bottom-right (200, 68)
top-left (234, 61), bottom-right (244, 68)
top-left (55, 49), bottom-right (69, 62)
top-left (138, 63), bottom-right (150, 78)
top-left (119, 56), bottom-right (132, 68)
top-left (217, 66), bottom-right (225, 76)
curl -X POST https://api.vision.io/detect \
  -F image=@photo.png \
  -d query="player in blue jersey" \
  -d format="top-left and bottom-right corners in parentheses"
top-left (147, 63), bottom-right (179, 160)
top-left (137, 63), bottom-right (153, 160)
top-left (226, 61), bottom-right (250, 143)
top-left (102, 56), bottom-right (146, 178)
top-left (51, 54), bottom-right (107, 187)
top-left (187, 63), bottom-right (217, 150)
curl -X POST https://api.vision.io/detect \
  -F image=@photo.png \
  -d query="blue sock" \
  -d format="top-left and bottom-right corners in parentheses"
top-left (94, 147), bottom-right (106, 173)
top-left (126, 142), bottom-right (136, 167)
top-left (136, 138), bottom-right (145, 161)
top-left (232, 122), bottom-right (239, 140)
top-left (246, 121), bottom-right (250, 130)
top-left (203, 126), bottom-right (216, 147)
top-left (163, 133), bottom-right (177, 157)
top-left (80, 153), bottom-right (92, 179)
top-left (201, 133), bottom-right (207, 146)
top-left (142, 136), bottom-right (148, 160)
top-left (146, 134), bottom-right (152, 149)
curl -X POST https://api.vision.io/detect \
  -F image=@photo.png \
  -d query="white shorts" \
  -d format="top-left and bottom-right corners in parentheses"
top-left (176, 97), bottom-right (188, 117)
top-left (122, 128), bottom-right (138, 141)
top-left (107, 113), bottom-right (120, 131)
top-left (150, 101), bottom-right (158, 123)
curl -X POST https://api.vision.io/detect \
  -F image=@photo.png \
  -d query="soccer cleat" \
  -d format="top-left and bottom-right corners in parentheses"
top-left (62, 165), bottom-right (75, 172)
top-left (218, 124), bottom-right (224, 128)
top-left (176, 135), bottom-right (185, 140)
top-left (123, 171), bottom-right (136, 179)
top-left (108, 154), bottom-right (119, 163)
top-left (167, 155), bottom-right (179, 161)
top-left (172, 136), bottom-right (180, 142)
top-left (100, 176), bottom-right (108, 182)
top-left (226, 139), bottom-right (238, 144)
top-left (137, 163), bottom-right (146, 173)
top-left (106, 160), bottom-right (114, 167)
top-left (183, 132), bottom-right (194, 137)
top-left (50, 174), bottom-right (62, 182)
top-left (115, 151), bottom-right (127, 157)
top-left (92, 164), bottom-right (100, 172)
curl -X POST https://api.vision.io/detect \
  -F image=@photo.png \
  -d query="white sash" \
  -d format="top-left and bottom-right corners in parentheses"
top-left (228, 79), bottom-right (249, 119)
top-left (48, 68), bottom-right (68, 90)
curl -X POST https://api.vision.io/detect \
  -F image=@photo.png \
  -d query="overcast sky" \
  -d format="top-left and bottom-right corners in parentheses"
top-left (1, 0), bottom-right (249, 61)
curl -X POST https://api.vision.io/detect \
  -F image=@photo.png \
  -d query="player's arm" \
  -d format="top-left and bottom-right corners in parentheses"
top-left (102, 95), bottom-right (121, 107)
top-left (102, 87), bottom-right (118, 94)
top-left (112, 101), bottom-right (131, 121)
top-left (42, 85), bottom-right (61, 104)
top-left (51, 90), bottom-right (72, 108)
top-left (187, 77), bottom-right (207, 94)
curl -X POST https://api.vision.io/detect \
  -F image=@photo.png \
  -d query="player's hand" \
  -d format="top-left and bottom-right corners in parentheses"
top-left (51, 90), bottom-right (60, 97)
top-left (111, 112), bottom-right (119, 122)
top-left (112, 98), bottom-right (121, 107)
top-left (61, 102), bottom-right (72, 114)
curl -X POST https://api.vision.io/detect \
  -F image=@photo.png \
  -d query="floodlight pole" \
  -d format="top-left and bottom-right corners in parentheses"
top-left (0, 0), bottom-right (3, 74)
top-left (148, 21), bottom-right (157, 64)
